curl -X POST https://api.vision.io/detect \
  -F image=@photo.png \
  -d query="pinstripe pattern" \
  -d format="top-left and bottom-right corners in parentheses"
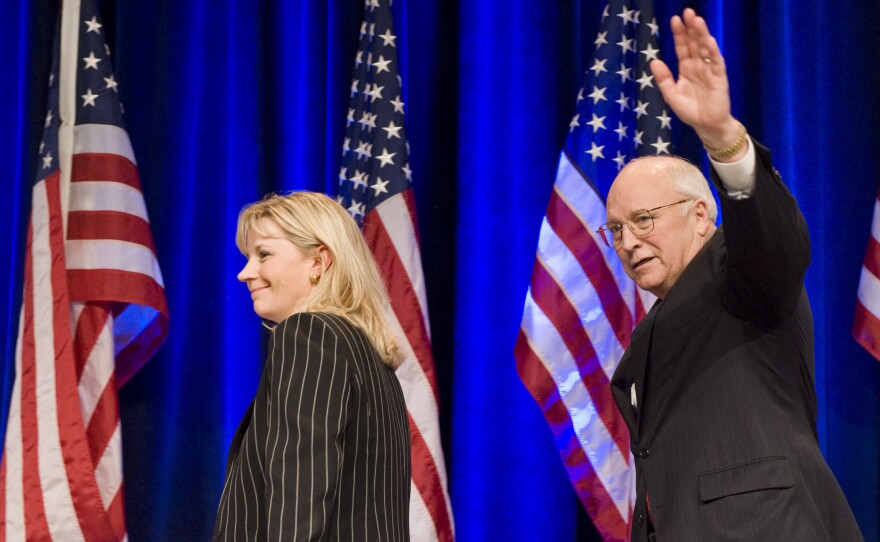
top-left (213, 313), bottom-right (411, 541)
top-left (610, 141), bottom-right (863, 541)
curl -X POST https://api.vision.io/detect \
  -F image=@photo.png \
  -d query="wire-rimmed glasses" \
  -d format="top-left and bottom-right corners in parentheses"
top-left (596, 199), bottom-right (691, 248)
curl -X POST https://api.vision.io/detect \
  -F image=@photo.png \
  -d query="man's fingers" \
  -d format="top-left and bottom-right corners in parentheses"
top-left (650, 59), bottom-right (676, 102)
top-left (670, 15), bottom-right (691, 63)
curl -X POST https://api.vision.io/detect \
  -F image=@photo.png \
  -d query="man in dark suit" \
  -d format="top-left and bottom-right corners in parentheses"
top-left (603, 8), bottom-right (863, 541)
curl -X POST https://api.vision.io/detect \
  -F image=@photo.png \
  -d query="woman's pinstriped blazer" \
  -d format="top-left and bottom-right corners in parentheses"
top-left (213, 312), bottom-right (411, 541)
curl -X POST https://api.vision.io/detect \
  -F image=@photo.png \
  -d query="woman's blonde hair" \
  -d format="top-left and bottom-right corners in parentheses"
top-left (235, 191), bottom-right (402, 367)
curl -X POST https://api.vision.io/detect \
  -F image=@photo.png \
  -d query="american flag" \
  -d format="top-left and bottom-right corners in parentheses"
top-left (514, 0), bottom-right (670, 539)
top-left (0, 1), bottom-right (168, 540)
top-left (854, 191), bottom-right (880, 362)
top-left (337, 1), bottom-right (454, 541)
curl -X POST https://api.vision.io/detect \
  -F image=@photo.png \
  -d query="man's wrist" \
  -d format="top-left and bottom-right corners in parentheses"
top-left (703, 121), bottom-right (748, 162)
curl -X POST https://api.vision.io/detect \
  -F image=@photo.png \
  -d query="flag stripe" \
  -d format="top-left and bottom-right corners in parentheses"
top-left (514, 331), bottom-right (630, 541)
top-left (862, 234), bottom-right (880, 280)
top-left (68, 181), bottom-right (150, 222)
top-left (854, 194), bottom-right (880, 362)
top-left (529, 258), bottom-right (629, 455)
top-left (67, 211), bottom-right (157, 254)
top-left (71, 153), bottom-right (141, 191)
top-left (408, 415), bottom-right (453, 542)
top-left (72, 125), bottom-right (136, 164)
top-left (68, 269), bottom-right (167, 310)
top-left (65, 239), bottom-right (163, 283)
top-left (546, 190), bottom-right (632, 348)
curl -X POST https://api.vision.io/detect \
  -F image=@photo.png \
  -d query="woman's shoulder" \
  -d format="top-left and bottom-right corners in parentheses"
top-left (274, 312), bottom-right (362, 341)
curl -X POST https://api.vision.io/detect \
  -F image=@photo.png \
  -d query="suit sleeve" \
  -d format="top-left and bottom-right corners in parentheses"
top-left (711, 138), bottom-right (811, 328)
top-left (265, 313), bottom-right (350, 541)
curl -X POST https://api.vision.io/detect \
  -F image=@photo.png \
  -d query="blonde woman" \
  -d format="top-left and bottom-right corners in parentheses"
top-left (212, 191), bottom-right (410, 541)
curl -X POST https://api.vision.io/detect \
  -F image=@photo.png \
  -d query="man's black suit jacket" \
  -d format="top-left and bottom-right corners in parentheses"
top-left (213, 312), bottom-right (411, 541)
top-left (610, 141), bottom-right (863, 541)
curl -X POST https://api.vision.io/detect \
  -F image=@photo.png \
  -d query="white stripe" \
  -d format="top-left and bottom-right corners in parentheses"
top-left (857, 266), bottom-right (880, 320)
top-left (521, 290), bottom-right (634, 520)
top-left (375, 195), bottom-right (432, 337)
top-left (93, 423), bottom-right (123, 510)
top-left (68, 181), bottom-right (149, 222)
top-left (536, 219), bottom-right (626, 380)
top-left (408, 479), bottom-right (439, 542)
top-left (554, 153), bottom-right (636, 307)
top-left (57, 0), bottom-right (79, 235)
top-left (4, 309), bottom-right (26, 541)
top-left (75, 304), bottom-right (115, 427)
top-left (31, 182), bottom-right (86, 542)
top-left (65, 239), bottom-right (165, 287)
top-left (73, 124), bottom-right (137, 165)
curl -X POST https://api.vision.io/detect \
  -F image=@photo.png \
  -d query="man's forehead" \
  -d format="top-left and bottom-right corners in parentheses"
top-left (607, 161), bottom-right (675, 216)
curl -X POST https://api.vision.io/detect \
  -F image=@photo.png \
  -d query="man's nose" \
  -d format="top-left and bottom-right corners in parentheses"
top-left (618, 224), bottom-right (641, 251)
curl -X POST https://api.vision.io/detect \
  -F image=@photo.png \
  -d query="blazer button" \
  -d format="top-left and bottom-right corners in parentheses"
top-left (637, 513), bottom-right (644, 524)
top-left (638, 448), bottom-right (649, 458)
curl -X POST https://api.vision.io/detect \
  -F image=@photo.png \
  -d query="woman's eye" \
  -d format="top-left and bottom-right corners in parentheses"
top-left (258, 251), bottom-right (269, 259)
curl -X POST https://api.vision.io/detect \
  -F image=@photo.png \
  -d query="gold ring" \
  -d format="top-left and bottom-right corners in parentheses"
top-left (703, 57), bottom-right (712, 64)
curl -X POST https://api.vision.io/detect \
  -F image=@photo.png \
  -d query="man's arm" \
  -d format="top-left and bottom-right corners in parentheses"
top-left (651, 8), bottom-right (810, 326)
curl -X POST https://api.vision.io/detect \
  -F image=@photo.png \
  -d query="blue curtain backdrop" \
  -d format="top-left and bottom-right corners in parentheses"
top-left (1, 0), bottom-right (878, 540)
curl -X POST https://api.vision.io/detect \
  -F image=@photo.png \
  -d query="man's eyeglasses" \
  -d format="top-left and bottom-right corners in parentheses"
top-left (596, 199), bottom-right (691, 248)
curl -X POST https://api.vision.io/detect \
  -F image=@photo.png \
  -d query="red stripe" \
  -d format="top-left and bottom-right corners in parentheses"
top-left (363, 209), bottom-right (439, 397)
top-left (401, 189), bottom-right (422, 247)
top-left (408, 415), bottom-right (453, 542)
top-left (863, 235), bottom-right (880, 280)
top-left (67, 269), bottom-right (169, 316)
top-left (74, 303), bottom-right (111, 382)
top-left (854, 301), bottom-right (880, 363)
top-left (45, 176), bottom-right (118, 541)
top-left (634, 287), bottom-right (647, 322)
top-left (85, 381), bottom-right (119, 468)
top-left (71, 153), bottom-right (141, 191)
top-left (67, 211), bottom-right (157, 254)
top-left (107, 485), bottom-right (126, 541)
top-left (19, 218), bottom-right (51, 541)
top-left (515, 331), bottom-right (630, 541)
top-left (546, 190), bottom-right (633, 348)
top-left (529, 259), bottom-right (630, 455)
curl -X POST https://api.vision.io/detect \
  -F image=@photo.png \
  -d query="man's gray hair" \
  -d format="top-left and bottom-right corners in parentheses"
top-left (627, 155), bottom-right (718, 221)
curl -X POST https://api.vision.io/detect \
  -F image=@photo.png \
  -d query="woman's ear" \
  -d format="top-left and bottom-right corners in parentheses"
top-left (315, 246), bottom-right (333, 273)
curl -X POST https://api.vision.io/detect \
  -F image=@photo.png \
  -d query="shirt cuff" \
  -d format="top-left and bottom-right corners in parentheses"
top-left (710, 137), bottom-right (756, 200)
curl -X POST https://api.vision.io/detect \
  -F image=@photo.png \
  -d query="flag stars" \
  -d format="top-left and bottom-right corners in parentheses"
top-left (84, 16), bottom-right (102, 34)
top-left (81, 88), bottom-right (98, 106)
top-left (358, 111), bottom-right (378, 129)
top-left (588, 86), bottom-right (607, 104)
top-left (616, 92), bottom-right (630, 111)
top-left (656, 109), bottom-right (672, 129)
top-left (640, 44), bottom-right (660, 62)
top-left (647, 18), bottom-right (660, 36)
top-left (375, 148), bottom-right (396, 167)
top-left (614, 121), bottom-right (628, 141)
top-left (402, 163), bottom-right (412, 181)
top-left (378, 29), bottom-right (397, 47)
top-left (373, 55), bottom-right (392, 73)
top-left (41, 152), bottom-right (53, 169)
top-left (616, 66), bottom-right (632, 82)
top-left (617, 37), bottom-right (634, 53)
top-left (569, 114), bottom-right (580, 133)
top-left (367, 83), bottom-right (385, 102)
top-left (348, 201), bottom-right (366, 217)
top-left (651, 136), bottom-right (671, 154)
top-left (634, 100), bottom-right (649, 118)
top-left (590, 58), bottom-right (608, 76)
top-left (354, 141), bottom-right (373, 159)
top-left (586, 114), bottom-right (606, 132)
top-left (383, 120), bottom-right (402, 139)
top-left (634, 130), bottom-right (644, 146)
top-left (83, 51), bottom-right (101, 70)
top-left (390, 95), bottom-right (405, 114)
top-left (586, 142), bottom-right (605, 161)
top-left (104, 75), bottom-right (118, 92)
top-left (618, 7), bottom-right (635, 24)
top-left (576, 87), bottom-right (585, 102)
top-left (338, 167), bottom-right (348, 182)
top-left (594, 31), bottom-right (608, 47)
top-left (371, 177), bottom-right (390, 195)
top-left (44, 111), bottom-right (53, 128)
top-left (343, 137), bottom-right (351, 152)
top-left (351, 170), bottom-right (368, 188)
top-left (347, 108), bottom-right (355, 124)
top-left (613, 151), bottom-right (628, 170)
top-left (636, 71), bottom-right (654, 89)
top-left (356, 51), bottom-right (363, 65)
top-left (351, 79), bottom-right (361, 95)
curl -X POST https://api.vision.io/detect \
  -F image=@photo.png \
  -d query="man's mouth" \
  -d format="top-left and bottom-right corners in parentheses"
top-left (632, 257), bottom-right (653, 270)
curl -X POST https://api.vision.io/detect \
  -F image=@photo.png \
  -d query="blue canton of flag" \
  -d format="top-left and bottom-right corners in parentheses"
top-left (337, 1), bottom-right (411, 222)
top-left (567, 0), bottom-right (672, 199)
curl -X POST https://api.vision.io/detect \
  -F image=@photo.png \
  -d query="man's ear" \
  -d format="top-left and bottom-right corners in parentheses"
top-left (693, 199), bottom-right (713, 236)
